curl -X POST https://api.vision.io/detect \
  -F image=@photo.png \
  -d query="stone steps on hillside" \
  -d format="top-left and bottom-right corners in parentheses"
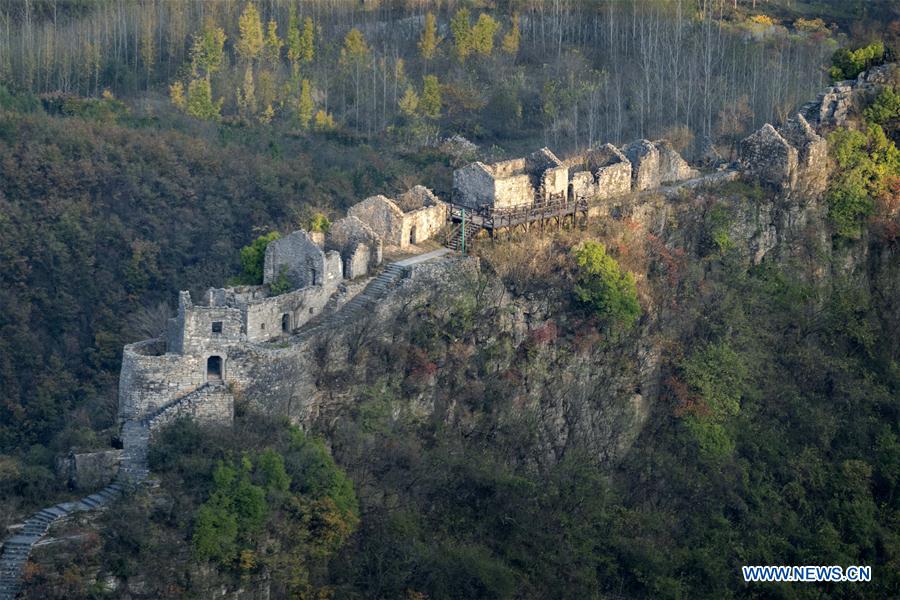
top-left (294, 263), bottom-right (408, 340)
top-left (0, 251), bottom-right (451, 599)
top-left (0, 392), bottom-right (183, 597)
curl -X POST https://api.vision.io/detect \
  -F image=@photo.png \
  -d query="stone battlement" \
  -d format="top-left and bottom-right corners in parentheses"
top-left (452, 139), bottom-right (700, 211)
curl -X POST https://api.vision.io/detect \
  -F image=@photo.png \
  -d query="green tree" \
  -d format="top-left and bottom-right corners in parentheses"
top-left (193, 462), bottom-right (240, 562)
top-left (680, 341), bottom-right (747, 458)
top-left (421, 75), bottom-right (441, 119)
top-left (827, 124), bottom-right (899, 238)
top-left (300, 17), bottom-right (315, 64)
top-left (863, 87), bottom-right (900, 127)
top-left (829, 42), bottom-right (885, 81)
top-left (471, 13), bottom-right (500, 56)
top-left (502, 13), bottom-right (521, 55)
top-left (186, 77), bottom-right (222, 121)
top-left (314, 109), bottom-right (335, 130)
top-left (450, 8), bottom-right (473, 63)
top-left (263, 20), bottom-right (283, 68)
top-left (237, 65), bottom-right (256, 117)
top-left (189, 22), bottom-right (226, 78)
top-left (289, 430), bottom-right (358, 521)
top-left (193, 494), bottom-right (238, 562)
top-left (418, 12), bottom-right (440, 62)
top-left (237, 3), bottom-right (264, 63)
top-left (286, 9), bottom-right (302, 75)
top-left (258, 448), bottom-right (291, 493)
top-left (169, 81), bottom-right (186, 110)
top-left (238, 231), bottom-right (281, 284)
top-left (398, 84), bottom-right (419, 118)
top-left (572, 241), bottom-right (641, 331)
top-left (305, 212), bottom-right (331, 233)
top-left (340, 28), bottom-right (369, 65)
top-left (297, 78), bottom-right (314, 129)
top-left (340, 28), bottom-right (370, 128)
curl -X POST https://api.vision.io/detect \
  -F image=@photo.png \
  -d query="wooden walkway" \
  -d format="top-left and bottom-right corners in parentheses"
top-left (448, 197), bottom-right (590, 237)
top-left (445, 169), bottom-right (740, 244)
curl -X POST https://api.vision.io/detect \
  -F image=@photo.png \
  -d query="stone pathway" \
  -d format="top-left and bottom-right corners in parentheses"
top-left (0, 249), bottom-right (451, 599)
top-left (0, 477), bottom-right (130, 599)
top-left (0, 395), bottom-right (177, 598)
top-left (290, 248), bottom-right (451, 341)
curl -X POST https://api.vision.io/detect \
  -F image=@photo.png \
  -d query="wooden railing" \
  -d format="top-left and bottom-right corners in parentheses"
top-left (448, 196), bottom-right (589, 231)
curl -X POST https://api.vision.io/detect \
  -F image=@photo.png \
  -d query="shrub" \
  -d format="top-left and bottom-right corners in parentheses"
top-left (305, 212), bottom-right (331, 233)
top-left (829, 42), bottom-right (885, 81)
top-left (237, 231), bottom-right (281, 285)
top-left (826, 124), bottom-right (899, 239)
top-left (269, 265), bottom-right (292, 295)
top-left (572, 241), bottom-right (641, 331)
top-left (863, 87), bottom-right (900, 127)
top-left (679, 341), bottom-right (747, 458)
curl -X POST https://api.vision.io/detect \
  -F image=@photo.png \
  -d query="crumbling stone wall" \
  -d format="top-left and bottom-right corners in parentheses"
top-left (800, 64), bottom-right (898, 131)
top-left (655, 140), bottom-right (700, 183)
top-left (56, 450), bottom-right (122, 490)
top-left (622, 139), bottom-right (661, 191)
top-left (739, 112), bottom-right (832, 199)
top-left (326, 216), bottom-right (383, 278)
top-left (492, 173), bottom-right (535, 209)
top-left (242, 284), bottom-right (338, 340)
top-left (263, 230), bottom-right (331, 290)
top-left (148, 384), bottom-right (234, 435)
top-left (348, 187), bottom-right (448, 248)
top-left (778, 114), bottom-right (829, 199)
top-left (453, 162), bottom-right (496, 209)
top-left (348, 195), bottom-right (406, 246)
top-left (396, 185), bottom-right (439, 212)
top-left (168, 291), bottom-right (243, 356)
top-left (590, 144), bottom-right (633, 199)
top-left (404, 203), bottom-right (449, 244)
top-left (527, 148), bottom-right (567, 202)
top-left (739, 124), bottom-right (799, 190)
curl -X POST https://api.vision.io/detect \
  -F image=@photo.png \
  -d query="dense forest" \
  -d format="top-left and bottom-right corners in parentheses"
top-left (1, 0), bottom-right (899, 598)
top-left (1, 0), bottom-right (873, 155)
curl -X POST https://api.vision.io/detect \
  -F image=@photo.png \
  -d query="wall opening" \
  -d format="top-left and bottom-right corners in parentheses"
top-left (409, 224), bottom-right (416, 245)
top-left (211, 321), bottom-right (223, 334)
top-left (281, 313), bottom-right (290, 333)
top-left (310, 268), bottom-right (319, 286)
top-left (207, 356), bottom-right (223, 382)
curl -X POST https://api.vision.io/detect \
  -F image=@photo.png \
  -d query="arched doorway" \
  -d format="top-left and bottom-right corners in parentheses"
top-left (207, 356), bottom-right (223, 382)
top-left (281, 313), bottom-right (290, 333)
top-left (409, 224), bottom-right (416, 245)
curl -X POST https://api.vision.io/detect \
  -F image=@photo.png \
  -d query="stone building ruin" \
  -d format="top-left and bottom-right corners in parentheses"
top-left (451, 148), bottom-right (569, 211)
top-left (325, 216), bottom-right (383, 279)
top-left (348, 185), bottom-right (448, 249)
top-left (739, 114), bottom-right (828, 197)
top-left (452, 140), bottom-right (698, 211)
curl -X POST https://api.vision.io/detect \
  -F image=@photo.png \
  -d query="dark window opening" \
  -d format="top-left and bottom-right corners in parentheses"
top-left (409, 225), bottom-right (416, 245)
top-left (207, 356), bottom-right (223, 382)
top-left (261, 323), bottom-right (265, 330)
top-left (211, 321), bottom-right (223, 334)
top-left (309, 307), bottom-right (315, 314)
top-left (310, 269), bottom-right (319, 286)
top-left (282, 313), bottom-right (290, 333)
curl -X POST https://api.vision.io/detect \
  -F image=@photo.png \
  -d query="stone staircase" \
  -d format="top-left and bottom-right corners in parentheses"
top-left (0, 250), bottom-right (450, 599)
top-left (293, 262), bottom-right (408, 340)
top-left (0, 478), bottom-right (128, 599)
top-left (0, 386), bottom-right (197, 599)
